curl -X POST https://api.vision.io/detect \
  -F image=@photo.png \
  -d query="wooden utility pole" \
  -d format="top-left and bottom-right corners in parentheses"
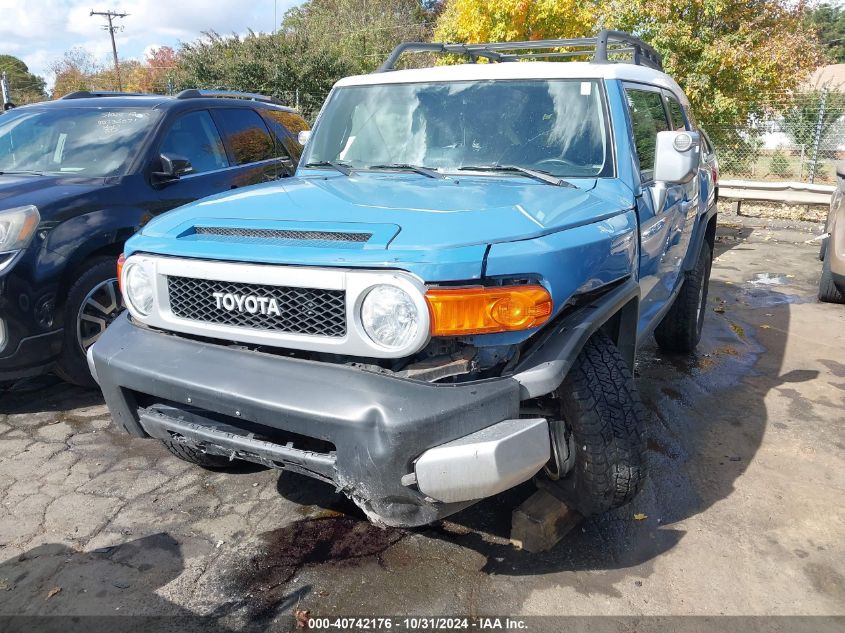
top-left (90, 9), bottom-right (128, 91)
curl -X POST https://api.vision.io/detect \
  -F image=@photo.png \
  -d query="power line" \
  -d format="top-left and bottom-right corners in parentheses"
top-left (90, 9), bottom-right (128, 91)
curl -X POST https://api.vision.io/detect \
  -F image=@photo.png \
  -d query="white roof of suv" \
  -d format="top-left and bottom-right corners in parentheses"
top-left (336, 62), bottom-right (689, 105)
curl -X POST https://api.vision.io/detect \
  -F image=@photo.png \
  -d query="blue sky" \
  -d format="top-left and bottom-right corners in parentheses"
top-left (0, 0), bottom-right (302, 89)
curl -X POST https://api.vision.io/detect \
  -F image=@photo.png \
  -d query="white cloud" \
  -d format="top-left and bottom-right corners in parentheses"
top-left (0, 0), bottom-right (300, 90)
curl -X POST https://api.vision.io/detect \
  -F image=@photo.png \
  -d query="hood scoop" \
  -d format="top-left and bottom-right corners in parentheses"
top-left (193, 226), bottom-right (373, 249)
top-left (171, 219), bottom-right (400, 251)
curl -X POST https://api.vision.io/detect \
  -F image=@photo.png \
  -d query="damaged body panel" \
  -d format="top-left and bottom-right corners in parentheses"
top-left (91, 33), bottom-right (718, 526)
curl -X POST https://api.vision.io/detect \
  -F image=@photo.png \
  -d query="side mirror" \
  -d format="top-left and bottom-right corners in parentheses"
top-left (651, 131), bottom-right (701, 210)
top-left (152, 153), bottom-right (193, 184)
top-left (279, 156), bottom-right (295, 177)
top-left (297, 130), bottom-right (311, 146)
top-left (837, 161), bottom-right (845, 179)
top-left (654, 131), bottom-right (701, 185)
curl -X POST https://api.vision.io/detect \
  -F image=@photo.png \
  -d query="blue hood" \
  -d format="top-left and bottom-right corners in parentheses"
top-left (128, 171), bottom-right (633, 281)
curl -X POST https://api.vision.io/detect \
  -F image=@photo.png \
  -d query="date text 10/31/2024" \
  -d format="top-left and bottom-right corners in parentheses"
top-left (305, 617), bottom-right (529, 630)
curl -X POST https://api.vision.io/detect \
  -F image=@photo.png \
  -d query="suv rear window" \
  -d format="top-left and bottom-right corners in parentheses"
top-left (263, 109), bottom-right (309, 161)
top-left (214, 108), bottom-right (275, 165)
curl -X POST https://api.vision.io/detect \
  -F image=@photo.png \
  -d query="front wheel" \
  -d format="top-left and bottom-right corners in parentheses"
top-left (55, 257), bottom-right (124, 387)
top-left (654, 241), bottom-right (713, 353)
top-left (543, 332), bottom-right (648, 516)
top-left (818, 244), bottom-right (845, 304)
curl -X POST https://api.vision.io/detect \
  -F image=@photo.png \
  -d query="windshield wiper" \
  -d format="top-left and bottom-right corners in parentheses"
top-left (457, 164), bottom-right (576, 188)
top-left (0, 169), bottom-right (45, 176)
top-left (302, 160), bottom-right (353, 176)
top-left (368, 163), bottom-right (445, 179)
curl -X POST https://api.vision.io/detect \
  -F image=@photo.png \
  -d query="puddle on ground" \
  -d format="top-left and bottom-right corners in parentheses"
top-left (747, 272), bottom-right (790, 286)
top-left (733, 286), bottom-right (815, 309)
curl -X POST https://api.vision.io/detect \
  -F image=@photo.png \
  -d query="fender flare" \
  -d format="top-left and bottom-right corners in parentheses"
top-left (512, 279), bottom-right (640, 400)
top-left (684, 203), bottom-right (718, 272)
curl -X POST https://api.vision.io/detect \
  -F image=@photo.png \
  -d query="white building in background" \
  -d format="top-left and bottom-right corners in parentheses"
top-left (762, 64), bottom-right (845, 151)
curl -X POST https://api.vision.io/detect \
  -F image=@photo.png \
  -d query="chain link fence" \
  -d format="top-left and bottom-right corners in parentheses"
top-left (710, 89), bottom-right (845, 185)
top-left (269, 90), bottom-right (330, 123)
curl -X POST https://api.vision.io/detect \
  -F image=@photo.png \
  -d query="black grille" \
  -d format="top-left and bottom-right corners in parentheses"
top-left (194, 227), bottom-right (371, 242)
top-left (167, 276), bottom-right (346, 337)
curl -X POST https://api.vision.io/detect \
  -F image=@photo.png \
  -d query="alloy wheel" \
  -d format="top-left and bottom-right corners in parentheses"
top-left (76, 278), bottom-right (123, 351)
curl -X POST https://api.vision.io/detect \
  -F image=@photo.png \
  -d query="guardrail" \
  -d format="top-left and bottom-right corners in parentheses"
top-left (719, 179), bottom-right (835, 212)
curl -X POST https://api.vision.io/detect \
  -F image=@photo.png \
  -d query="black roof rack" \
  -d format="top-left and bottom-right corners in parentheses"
top-left (175, 89), bottom-right (287, 106)
top-left (376, 29), bottom-right (662, 73)
top-left (61, 90), bottom-right (156, 99)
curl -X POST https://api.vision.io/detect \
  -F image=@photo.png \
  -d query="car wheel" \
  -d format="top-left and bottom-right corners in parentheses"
top-left (654, 241), bottom-right (713, 353)
top-left (819, 236), bottom-right (828, 262)
top-left (55, 257), bottom-right (124, 387)
top-left (161, 440), bottom-right (235, 469)
top-left (818, 244), bottom-right (845, 304)
top-left (543, 331), bottom-right (647, 516)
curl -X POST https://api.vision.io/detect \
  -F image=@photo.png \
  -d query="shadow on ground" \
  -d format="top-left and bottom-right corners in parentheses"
top-left (0, 374), bottom-right (102, 415)
top-left (0, 534), bottom-right (253, 632)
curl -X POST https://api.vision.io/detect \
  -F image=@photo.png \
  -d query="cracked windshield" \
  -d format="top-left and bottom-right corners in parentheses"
top-left (303, 79), bottom-right (611, 177)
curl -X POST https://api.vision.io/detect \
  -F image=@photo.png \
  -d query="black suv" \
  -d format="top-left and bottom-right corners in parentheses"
top-left (0, 89), bottom-right (308, 386)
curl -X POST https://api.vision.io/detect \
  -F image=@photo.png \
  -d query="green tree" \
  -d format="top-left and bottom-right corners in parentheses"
top-left (781, 88), bottom-right (845, 149)
top-left (50, 48), bottom-right (101, 98)
top-left (604, 0), bottom-right (823, 147)
top-left (282, 0), bottom-right (432, 74)
top-left (434, 0), bottom-right (824, 148)
top-left (769, 149), bottom-right (791, 178)
top-left (0, 54), bottom-right (47, 104)
top-left (174, 1), bottom-right (432, 119)
top-left (175, 31), bottom-right (355, 119)
top-left (807, 3), bottom-right (845, 63)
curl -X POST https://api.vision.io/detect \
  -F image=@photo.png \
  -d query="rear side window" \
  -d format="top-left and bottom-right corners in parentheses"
top-left (666, 96), bottom-right (688, 131)
top-left (263, 109), bottom-right (309, 161)
top-left (625, 88), bottom-right (670, 180)
top-left (214, 108), bottom-right (275, 165)
top-left (159, 110), bottom-right (229, 174)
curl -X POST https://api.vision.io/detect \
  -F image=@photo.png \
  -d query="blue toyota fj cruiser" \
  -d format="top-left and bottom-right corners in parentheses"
top-left (90, 32), bottom-right (718, 527)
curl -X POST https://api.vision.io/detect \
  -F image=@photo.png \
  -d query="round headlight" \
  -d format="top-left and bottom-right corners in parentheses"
top-left (360, 284), bottom-right (420, 349)
top-left (124, 262), bottom-right (154, 316)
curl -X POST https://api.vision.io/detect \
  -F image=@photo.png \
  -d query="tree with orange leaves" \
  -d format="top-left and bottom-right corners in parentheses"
top-left (434, 0), bottom-right (823, 146)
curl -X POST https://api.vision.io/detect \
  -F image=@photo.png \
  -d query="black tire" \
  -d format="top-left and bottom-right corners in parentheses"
top-left (544, 332), bottom-right (648, 516)
top-left (654, 241), bottom-right (713, 353)
top-left (55, 257), bottom-right (124, 387)
top-left (819, 245), bottom-right (845, 304)
top-left (162, 440), bottom-right (234, 469)
top-left (819, 236), bottom-right (828, 262)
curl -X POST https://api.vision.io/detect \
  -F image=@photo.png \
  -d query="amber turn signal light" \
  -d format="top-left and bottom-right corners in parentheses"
top-left (116, 254), bottom-right (126, 293)
top-left (425, 285), bottom-right (553, 336)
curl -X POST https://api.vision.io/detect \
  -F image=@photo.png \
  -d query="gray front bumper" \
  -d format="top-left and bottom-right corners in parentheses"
top-left (91, 314), bottom-right (549, 527)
